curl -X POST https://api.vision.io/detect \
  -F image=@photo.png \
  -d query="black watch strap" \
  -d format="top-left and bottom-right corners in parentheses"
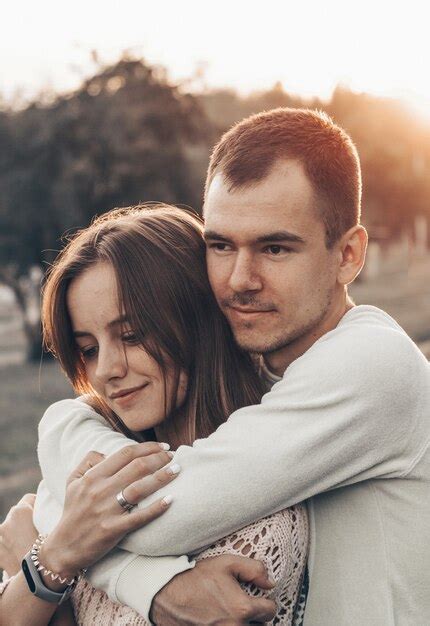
top-left (22, 551), bottom-right (76, 604)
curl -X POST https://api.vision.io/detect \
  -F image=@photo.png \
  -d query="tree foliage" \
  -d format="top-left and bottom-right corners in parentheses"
top-left (0, 57), bottom-right (214, 358)
top-left (198, 83), bottom-right (430, 239)
top-left (1, 57), bottom-right (430, 359)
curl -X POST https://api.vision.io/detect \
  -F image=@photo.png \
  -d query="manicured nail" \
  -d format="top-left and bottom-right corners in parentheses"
top-left (159, 442), bottom-right (170, 450)
top-left (167, 463), bottom-right (181, 475)
top-left (162, 495), bottom-right (173, 506)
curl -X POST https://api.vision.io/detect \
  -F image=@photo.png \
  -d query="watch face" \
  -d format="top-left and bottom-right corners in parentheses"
top-left (22, 558), bottom-right (36, 593)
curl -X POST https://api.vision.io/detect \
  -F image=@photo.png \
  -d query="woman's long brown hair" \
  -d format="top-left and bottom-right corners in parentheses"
top-left (42, 204), bottom-right (265, 448)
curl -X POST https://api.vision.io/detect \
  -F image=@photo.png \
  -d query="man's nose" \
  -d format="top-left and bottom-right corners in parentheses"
top-left (228, 251), bottom-right (263, 293)
top-left (95, 343), bottom-right (127, 383)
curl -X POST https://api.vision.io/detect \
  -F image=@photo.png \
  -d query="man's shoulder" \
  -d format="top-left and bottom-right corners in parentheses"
top-left (318, 305), bottom-right (424, 364)
top-left (284, 305), bottom-right (429, 395)
top-left (337, 304), bottom-right (409, 336)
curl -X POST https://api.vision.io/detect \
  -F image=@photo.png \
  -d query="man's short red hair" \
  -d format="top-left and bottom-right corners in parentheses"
top-left (204, 108), bottom-right (361, 248)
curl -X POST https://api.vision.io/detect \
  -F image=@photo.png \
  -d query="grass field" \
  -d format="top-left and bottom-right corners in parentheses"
top-left (0, 361), bottom-right (72, 519)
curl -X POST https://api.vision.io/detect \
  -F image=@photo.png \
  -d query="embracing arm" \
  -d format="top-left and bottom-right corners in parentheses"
top-left (0, 573), bottom-right (75, 626)
top-left (39, 322), bottom-right (428, 557)
top-left (37, 317), bottom-right (429, 617)
top-left (34, 481), bottom-right (193, 619)
top-left (0, 495), bottom-right (75, 626)
top-left (34, 440), bottom-right (194, 621)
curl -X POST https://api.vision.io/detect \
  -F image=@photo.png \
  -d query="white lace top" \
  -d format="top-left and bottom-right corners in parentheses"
top-left (71, 504), bottom-right (308, 625)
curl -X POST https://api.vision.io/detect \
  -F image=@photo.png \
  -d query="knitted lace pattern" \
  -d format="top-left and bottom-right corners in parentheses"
top-left (71, 503), bottom-right (308, 625)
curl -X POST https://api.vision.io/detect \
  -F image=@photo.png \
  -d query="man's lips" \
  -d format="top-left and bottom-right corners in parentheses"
top-left (229, 306), bottom-right (273, 313)
top-left (227, 305), bottom-right (275, 317)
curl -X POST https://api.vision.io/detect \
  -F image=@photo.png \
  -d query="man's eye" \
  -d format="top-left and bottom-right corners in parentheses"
top-left (208, 242), bottom-right (231, 252)
top-left (264, 245), bottom-right (291, 255)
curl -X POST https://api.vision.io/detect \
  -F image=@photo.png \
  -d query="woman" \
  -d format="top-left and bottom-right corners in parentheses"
top-left (0, 204), bottom-right (308, 624)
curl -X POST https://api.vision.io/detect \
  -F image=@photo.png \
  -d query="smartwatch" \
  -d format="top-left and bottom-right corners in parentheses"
top-left (22, 551), bottom-right (77, 604)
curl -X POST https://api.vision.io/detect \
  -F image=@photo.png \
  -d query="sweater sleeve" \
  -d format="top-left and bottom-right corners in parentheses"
top-left (36, 314), bottom-right (429, 587)
top-left (109, 318), bottom-right (429, 556)
top-left (35, 404), bottom-right (194, 620)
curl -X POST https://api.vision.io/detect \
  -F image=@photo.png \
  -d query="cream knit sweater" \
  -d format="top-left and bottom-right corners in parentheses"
top-left (70, 506), bottom-right (308, 625)
top-left (34, 306), bottom-right (430, 625)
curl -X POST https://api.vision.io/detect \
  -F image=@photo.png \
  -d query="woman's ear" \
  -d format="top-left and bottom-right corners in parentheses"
top-left (336, 225), bottom-right (368, 286)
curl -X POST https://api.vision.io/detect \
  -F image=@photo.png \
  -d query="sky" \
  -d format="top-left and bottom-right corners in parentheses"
top-left (2, 0), bottom-right (430, 115)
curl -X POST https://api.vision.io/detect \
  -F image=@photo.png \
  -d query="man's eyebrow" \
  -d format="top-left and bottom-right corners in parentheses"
top-left (203, 230), bottom-right (305, 244)
top-left (255, 231), bottom-right (306, 245)
top-left (73, 315), bottom-right (129, 338)
top-left (203, 230), bottom-right (231, 242)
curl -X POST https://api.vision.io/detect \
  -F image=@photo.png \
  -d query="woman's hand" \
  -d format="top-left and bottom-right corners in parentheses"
top-left (39, 442), bottom-right (179, 579)
top-left (0, 493), bottom-right (38, 577)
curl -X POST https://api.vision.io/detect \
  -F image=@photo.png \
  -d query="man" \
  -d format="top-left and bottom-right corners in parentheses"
top-left (36, 108), bottom-right (430, 625)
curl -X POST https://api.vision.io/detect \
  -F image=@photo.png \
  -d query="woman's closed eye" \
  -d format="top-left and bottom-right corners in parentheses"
top-left (121, 330), bottom-right (139, 345)
top-left (80, 345), bottom-right (98, 359)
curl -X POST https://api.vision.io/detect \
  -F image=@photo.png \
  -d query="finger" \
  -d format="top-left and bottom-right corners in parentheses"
top-left (7, 493), bottom-right (36, 509)
top-left (228, 557), bottom-right (275, 590)
top-left (121, 463), bottom-right (181, 505)
top-left (15, 493), bottom-right (37, 508)
top-left (109, 451), bottom-right (175, 492)
top-left (3, 493), bottom-right (36, 521)
top-left (88, 442), bottom-right (169, 479)
top-left (246, 598), bottom-right (277, 622)
top-left (68, 450), bottom-right (106, 483)
top-left (114, 495), bottom-right (173, 534)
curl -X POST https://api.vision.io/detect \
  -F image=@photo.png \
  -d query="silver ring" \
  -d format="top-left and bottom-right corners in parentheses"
top-left (116, 490), bottom-right (136, 512)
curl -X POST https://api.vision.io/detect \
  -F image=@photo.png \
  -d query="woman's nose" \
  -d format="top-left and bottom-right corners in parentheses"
top-left (95, 343), bottom-right (127, 383)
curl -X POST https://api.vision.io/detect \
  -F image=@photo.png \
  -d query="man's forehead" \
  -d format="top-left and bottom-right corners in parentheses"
top-left (205, 160), bottom-right (315, 208)
top-left (203, 162), bottom-right (322, 241)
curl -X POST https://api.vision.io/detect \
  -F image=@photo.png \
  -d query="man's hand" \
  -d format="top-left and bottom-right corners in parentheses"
top-left (150, 554), bottom-right (277, 625)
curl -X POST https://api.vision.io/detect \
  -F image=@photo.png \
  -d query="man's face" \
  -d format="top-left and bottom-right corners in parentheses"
top-left (204, 159), bottom-right (341, 364)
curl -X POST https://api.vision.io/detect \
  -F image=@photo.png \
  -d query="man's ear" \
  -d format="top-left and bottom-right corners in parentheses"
top-left (336, 225), bottom-right (368, 285)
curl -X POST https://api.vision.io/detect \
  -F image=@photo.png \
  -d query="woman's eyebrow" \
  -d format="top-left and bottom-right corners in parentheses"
top-left (73, 315), bottom-right (130, 337)
top-left (107, 315), bottom-right (129, 329)
top-left (73, 330), bottom-right (92, 338)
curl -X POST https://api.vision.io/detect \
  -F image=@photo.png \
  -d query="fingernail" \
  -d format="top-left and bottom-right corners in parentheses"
top-left (167, 463), bottom-right (181, 475)
top-left (268, 575), bottom-right (276, 586)
top-left (167, 451), bottom-right (174, 458)
top-left (159, 442), bottom-right (170, 450)
top-left (162, 494), bottom-right (173, 506)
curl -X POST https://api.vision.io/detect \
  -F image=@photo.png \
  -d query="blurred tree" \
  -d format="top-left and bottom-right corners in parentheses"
top-left (1, 60), bottom-right (430, 360)
top-left (0, 57), bottom-right (214, 360)
top-left (198, 84), bottom-right (430, 241)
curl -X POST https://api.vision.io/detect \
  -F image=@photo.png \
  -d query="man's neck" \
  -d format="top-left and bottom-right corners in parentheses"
top-left (265, 296), bottom-right (355, 376)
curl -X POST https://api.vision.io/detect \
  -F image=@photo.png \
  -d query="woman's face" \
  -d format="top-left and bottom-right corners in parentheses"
top-left (67, 261), bottom-right (187, 432)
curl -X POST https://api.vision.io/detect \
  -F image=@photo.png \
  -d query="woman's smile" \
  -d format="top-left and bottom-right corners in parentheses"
top-left (109, 383), bottom-right (150, 408)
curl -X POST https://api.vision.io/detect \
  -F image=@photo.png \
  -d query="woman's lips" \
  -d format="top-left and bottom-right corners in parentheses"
top-left (110, 384), bottom-right (148, 406)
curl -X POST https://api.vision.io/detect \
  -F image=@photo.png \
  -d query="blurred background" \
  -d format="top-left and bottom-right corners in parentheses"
top-left (1, 0), bottom-right (429, 520)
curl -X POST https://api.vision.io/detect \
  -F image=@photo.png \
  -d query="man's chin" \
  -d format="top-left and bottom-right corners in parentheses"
top-left (232, 329), bottom-right (280, 354)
